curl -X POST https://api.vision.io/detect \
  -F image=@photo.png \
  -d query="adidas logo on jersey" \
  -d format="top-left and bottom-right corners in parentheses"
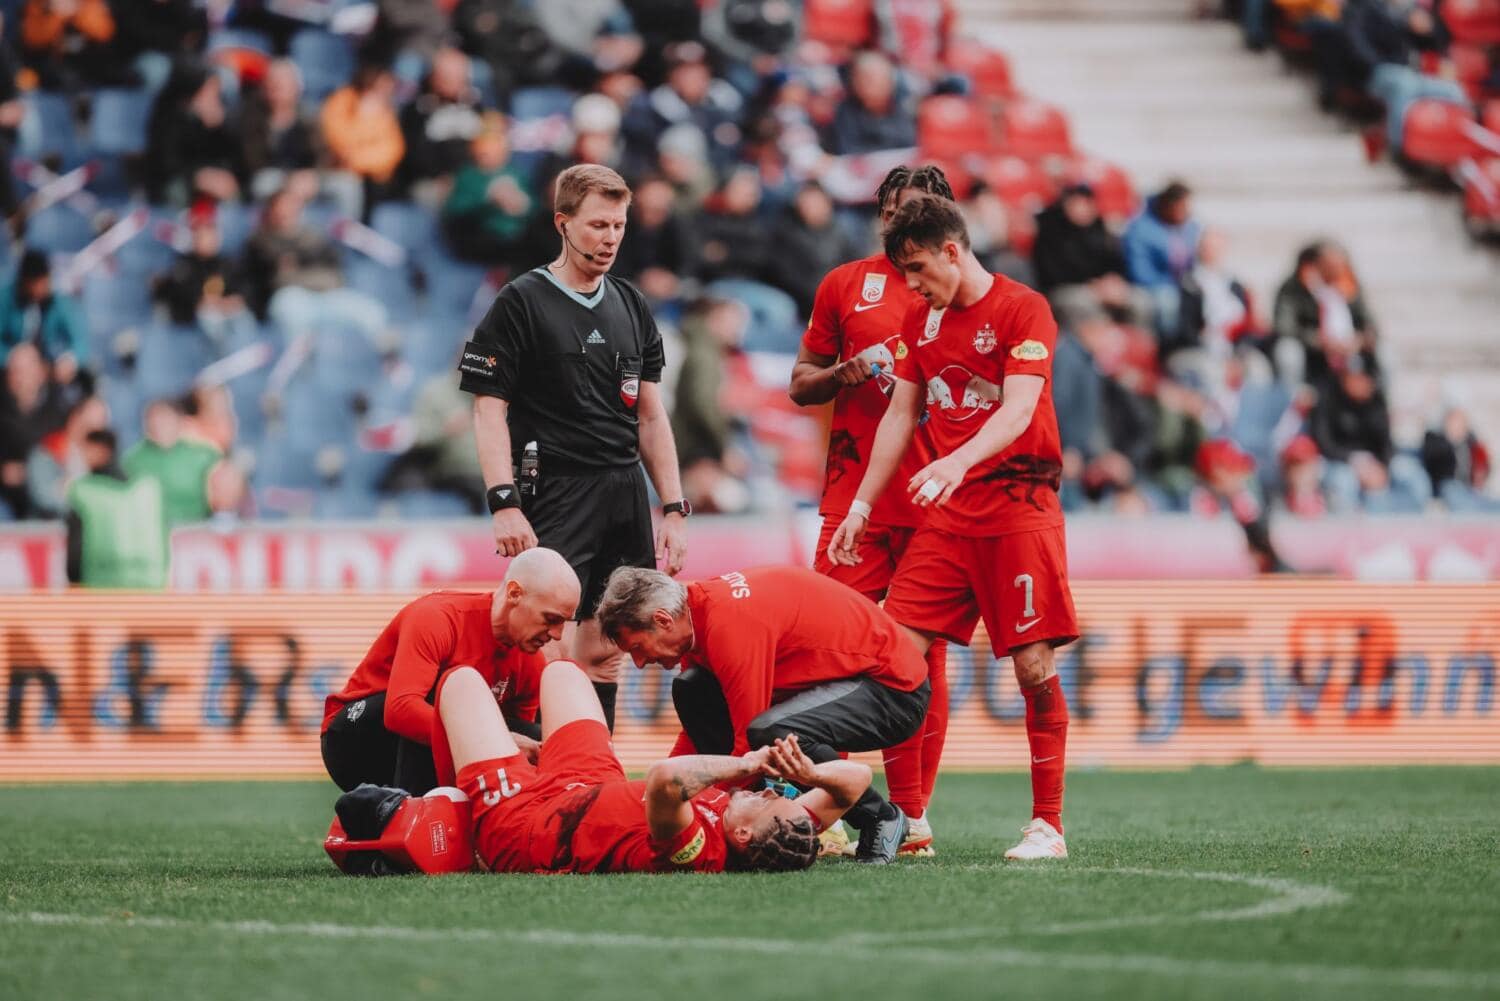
top-left (586, 330), bottom-right (606, 345)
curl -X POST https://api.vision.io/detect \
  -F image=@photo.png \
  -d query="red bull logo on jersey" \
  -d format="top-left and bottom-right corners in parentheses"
top-left (974, 324), bottom-right (997, 355)
top-left (927, 365), bottom-right (1002, 421)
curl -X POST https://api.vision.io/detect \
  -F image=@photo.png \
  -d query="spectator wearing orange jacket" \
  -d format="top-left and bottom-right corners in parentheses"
top-left (19, 0), bottom-right (133, 89)
top-left (319, 62), bottom-right (406, 218)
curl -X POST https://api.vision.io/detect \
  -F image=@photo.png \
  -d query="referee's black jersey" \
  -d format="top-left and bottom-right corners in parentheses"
top-left (457, 267), bottom-right (665, 469)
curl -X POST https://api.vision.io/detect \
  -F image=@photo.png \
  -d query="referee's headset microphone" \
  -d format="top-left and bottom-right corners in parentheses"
top-left (561, 223), bottom-right (596, 263)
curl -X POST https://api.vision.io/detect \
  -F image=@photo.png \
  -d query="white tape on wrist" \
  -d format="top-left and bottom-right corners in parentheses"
top-left (918, 479), bottom-right (943, 501)
top-left (849, 500), bottom-right (872, 520)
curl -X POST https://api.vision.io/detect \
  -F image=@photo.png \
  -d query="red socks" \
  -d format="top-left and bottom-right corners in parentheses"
top-left (1022, 673), bottom-right (1068, 833)
top-left (882, 641), bottom-right (950, 819)
top-left (919, 641), bottom-right (949, 811)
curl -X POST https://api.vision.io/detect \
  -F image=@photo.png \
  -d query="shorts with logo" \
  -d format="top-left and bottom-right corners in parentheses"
top-left (882, 524), bottom-right (1078, 654)
top-left (457, 718), bottom-right (624, 872)
top-left (812, 518), bottom-right (918, 600)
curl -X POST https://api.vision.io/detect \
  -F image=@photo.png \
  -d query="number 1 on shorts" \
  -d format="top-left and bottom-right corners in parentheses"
top-left (1014, 573), bottom-right (1036, 618)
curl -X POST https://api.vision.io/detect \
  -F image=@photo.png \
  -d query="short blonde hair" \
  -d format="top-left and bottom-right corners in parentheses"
top-left (554, 163), bottom-right (631, 217)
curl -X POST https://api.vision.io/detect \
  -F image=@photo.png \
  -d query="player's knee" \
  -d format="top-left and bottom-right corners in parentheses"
top-left (1011, 643), bottom-right (1054, 688)
top-left (541, 659), bottom-right (587, 690)
top-left (440, 665), bottom-right (487, 703)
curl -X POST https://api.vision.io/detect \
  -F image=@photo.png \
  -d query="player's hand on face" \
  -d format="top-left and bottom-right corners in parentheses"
top-left (766, 736), bottom-right (817, 786)
top-left (492, 507), bottom-right (538, 558)
top-left (908, 455), bottom-right (971, 508)
top-left (657, 514), bottom-right (687, 576)
top-left (827, 511), bottom-right (867, 567)
top-left (742, 745), bottom-right (775, 775)
top-left (831, 356), bottom-right (876, 388)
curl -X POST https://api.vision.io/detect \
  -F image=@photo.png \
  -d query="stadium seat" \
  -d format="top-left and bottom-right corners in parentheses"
top-left (1451, 44), bottom-right (1493, 103)
top-left (215, 200), bottom-right (256, 255)
top-left (16, 91), bottom-right (82, 167)
top-left (395, 490), bottom-right (473, 519)
top-left (1484, 99), bottom-right (1500, 135)
top-left (1460, 156), bottom-right (1500, 235)
top-left (509, 86), bottom-right (575, 123)
top-left (918, 155), bottom-right (974, 199)
top-left (89, 88), bottom-right (154, 157)
top-left (81, 271), bottom-right (153, 354)
top-left (982, 156), bottom-right (1057, 216)
top-left (369, 200), bottom-right (440, 256)
top-left (803, 0), bottom-right (875, 54)
top-left (707, 279), bottom-right (800, 355)
top-left (136, 323), bottom-right (217, 400)
top-left (98, 376), bottom-right (144, 450)
top-left (1066, 155), bottom-right (1140, 222)
top-left (1000, 99), bottom-right (1074, 162)
top-left (944, 41), bottom-right (1017, 101)
top-left (23, 204), bottom-right (95, 253)
top-left (917, 94), bottom-right (998, 161)
top-left (1401, 99), bottom-right (1481, 169)
top-left (1443, 0), bottom-right (1500, 45)
top-left (290, 30), bottom-right (356, 104)
top-left (208, 27), bottom-right (273, 56)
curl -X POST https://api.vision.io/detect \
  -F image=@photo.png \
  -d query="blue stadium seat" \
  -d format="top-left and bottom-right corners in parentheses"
top-left (395, 490), bottom-right (473, 519)
top-left (279, 375), bottom-right (357, 450)
top-left (510, 86), bottom-right (575, 122)
top-left (402, 310), bottom-right (469, 377)
top-left (136, 322), bottom-right (216, 400)
top-left (17, 92), bottom-right (82, 167)
top-left (370, 201), bottom-right (439, 256)
top-left (290, 30), bottom-right (355, 105)
top-left (313, 481), bottom-right (381, 519)
top-left (23, 204), bottom-right (95, 254)
top-left (99, 376), bottom-right (144, 450)
top-left (112, 220), bottom-right (179, 279)
top-left (89, 88), bottom-right (154, 157)
top-left (215, 200), bottom-right (256, 255)
top-left (208, 27), bottom-right (273, 55)
top-left (706, 279), bottom-right (801, 355)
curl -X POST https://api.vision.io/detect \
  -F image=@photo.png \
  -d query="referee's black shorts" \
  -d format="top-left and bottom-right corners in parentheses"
top-left (523, 463), bottom-right (655, 621)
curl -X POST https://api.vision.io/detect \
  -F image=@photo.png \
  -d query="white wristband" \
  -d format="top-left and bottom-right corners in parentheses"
top-left (849, 500), bottom-right (872, 520)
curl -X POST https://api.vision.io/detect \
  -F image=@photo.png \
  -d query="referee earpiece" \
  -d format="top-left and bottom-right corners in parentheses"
top-left (561, 223), bottom-right (597, 263)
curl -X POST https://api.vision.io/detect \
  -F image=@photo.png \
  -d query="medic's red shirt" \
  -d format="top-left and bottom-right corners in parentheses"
top-left (802, 255), bottom-right (935, 527)
top-left (323, 591), bottom-right (545, 741)
top-left (681, 567), bottom-right (929, 755)
top-left (892, 274), bottom-right (1064, 537)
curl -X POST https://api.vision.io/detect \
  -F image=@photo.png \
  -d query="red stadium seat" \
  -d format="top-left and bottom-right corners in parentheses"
top-left (1459, 156), bottom-right (1500, 232)
top-left (917, 94), bottom-right (998, 160)
top-left (999, 99), bottom-right (1074, 162)
top-left (1064, 155), bottom-right (1140, 222)
top-left (945, 41), bottom-right (1017, 101)
top-left (919, 156), bottom-right (975, 199)
top-left (1452, 45), bottom-right (1493, 102)
top-left (1443, 0), bottom-right (1500, 45)
top-left (982, 156), bottom-right (1056, 215)
top-left (1402, 99), bottom-right (1481, 168)
top-left (1484, 98), bottom-right (1500, 134)
top-left (803, 0), bottom-right (876, 53)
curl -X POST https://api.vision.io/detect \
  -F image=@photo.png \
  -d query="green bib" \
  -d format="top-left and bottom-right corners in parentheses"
top-left (68, 475), bottom-right (168, 589)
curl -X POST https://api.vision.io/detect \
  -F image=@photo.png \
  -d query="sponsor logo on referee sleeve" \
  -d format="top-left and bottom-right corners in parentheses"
top-left (458, 340), bottom-right (500, 379)
top-left (670, 827), bottom-right (706, 865)
top-left (1011, 339), bottom-right (1049, 361)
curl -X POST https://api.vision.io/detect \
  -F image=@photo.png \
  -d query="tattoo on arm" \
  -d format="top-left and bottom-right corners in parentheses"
top-left (662, 756), bottom-right (753, 802)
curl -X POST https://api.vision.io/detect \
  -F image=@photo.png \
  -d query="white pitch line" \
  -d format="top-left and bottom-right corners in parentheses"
top-left (839, 866), bottom-right (1349, 943)
top-left (2, 907), bottom-right (1496, 993)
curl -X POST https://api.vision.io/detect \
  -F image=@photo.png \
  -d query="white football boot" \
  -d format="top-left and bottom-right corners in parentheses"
top-left (1004, 818), bottom-right (1068, 860)
top-left (898, 811), bottom-right (935, 857)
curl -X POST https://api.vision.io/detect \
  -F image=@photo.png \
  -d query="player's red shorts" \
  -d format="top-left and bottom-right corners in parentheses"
top-left (882, 524), bottom-right (1078, 653)
top-left (813, 517), bottom-right (918, 600)
top-left (457, 718), bottom-right (624, 873)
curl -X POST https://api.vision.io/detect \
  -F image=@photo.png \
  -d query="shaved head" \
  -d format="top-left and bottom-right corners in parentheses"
top-left (493, 548), bottom-right (581, 653)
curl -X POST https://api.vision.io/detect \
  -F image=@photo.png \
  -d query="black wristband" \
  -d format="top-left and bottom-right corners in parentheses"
top-left (486, 484), bottom-right (522, 513)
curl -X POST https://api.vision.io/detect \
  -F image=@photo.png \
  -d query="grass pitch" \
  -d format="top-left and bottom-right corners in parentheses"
top-left (1, 768), bottom-right (1497, 1001)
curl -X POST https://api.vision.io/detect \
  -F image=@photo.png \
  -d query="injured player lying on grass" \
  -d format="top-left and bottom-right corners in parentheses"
top-left (328, 660), bottom-right (874, 874)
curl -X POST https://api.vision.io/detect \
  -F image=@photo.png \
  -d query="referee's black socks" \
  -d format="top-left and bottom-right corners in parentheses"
top-left (593, 682), bottom-right (618, 733)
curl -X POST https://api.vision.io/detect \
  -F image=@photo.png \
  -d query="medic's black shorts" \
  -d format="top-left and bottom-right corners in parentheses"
top-left (523, 462), bottom-right (655, 620)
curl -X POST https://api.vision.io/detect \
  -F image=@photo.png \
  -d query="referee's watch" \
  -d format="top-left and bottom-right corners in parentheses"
top-left (662, 500), bottom-right (692, 518)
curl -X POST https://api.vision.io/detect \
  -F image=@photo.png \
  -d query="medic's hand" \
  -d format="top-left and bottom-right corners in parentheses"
top-left (827, 510), bottom-right (868, 567)
top-left (492, 507), bottom-right (537, 558)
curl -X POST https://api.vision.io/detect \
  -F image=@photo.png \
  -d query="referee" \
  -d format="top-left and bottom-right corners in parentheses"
top-left (458, 163), bottom-right (689, 728)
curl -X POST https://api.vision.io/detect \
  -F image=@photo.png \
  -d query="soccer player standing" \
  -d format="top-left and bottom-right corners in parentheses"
top-left (786, 166), bottom-right (954, 856)
top-left (829, 195), bottom-right (1078, 860)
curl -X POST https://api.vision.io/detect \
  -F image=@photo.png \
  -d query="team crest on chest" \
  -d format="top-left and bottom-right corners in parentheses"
top-left (917, 308), bottom-right (945, 346)
top-left (861, 273), bottom-right (887, 303)
top-left (973, 323), bottom-right (997, 355)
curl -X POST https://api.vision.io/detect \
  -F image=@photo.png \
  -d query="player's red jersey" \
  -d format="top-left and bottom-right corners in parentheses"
top-left (458, 719), bottom-right (737, 873)
top-left (803, 254), bottom-right (935, 527)
top-left (892, 274), bottom-right (1064, 537)
top-left (323, 591), bottom-right (545, 742)
top-left (682, 566), bottom-right (928, 754)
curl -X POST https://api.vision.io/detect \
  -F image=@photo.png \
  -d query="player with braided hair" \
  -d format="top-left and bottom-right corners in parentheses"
top-left (433, 658), bottom-right (870, 874)
top-left (787, 163), bottom-right (957, 859)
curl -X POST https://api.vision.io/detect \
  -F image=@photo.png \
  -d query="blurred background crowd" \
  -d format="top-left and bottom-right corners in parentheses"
top-left (0, 0), bottom-right (1497, 572)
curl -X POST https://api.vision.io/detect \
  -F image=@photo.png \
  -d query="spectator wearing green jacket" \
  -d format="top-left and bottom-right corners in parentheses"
top-left (0, 249), bottom-right (88, 387)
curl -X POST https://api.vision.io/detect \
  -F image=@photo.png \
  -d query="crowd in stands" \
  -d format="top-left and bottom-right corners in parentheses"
top-left (1224, 0), bottom-right (1500, 229)
top-left (0, 0), bottom-right (1495, 574)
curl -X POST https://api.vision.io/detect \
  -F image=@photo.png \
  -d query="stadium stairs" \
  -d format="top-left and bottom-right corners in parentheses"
top-left (957, 0), bottom-right (1500, 448)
